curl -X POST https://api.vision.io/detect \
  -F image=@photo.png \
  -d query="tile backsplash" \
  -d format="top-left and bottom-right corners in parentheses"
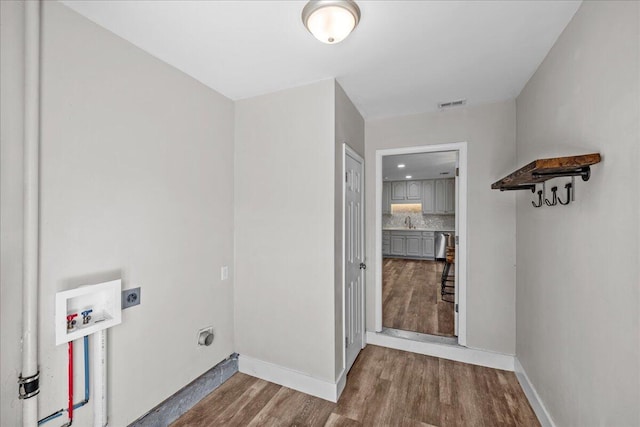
top-left (383, 204), bottom-right (454, 230)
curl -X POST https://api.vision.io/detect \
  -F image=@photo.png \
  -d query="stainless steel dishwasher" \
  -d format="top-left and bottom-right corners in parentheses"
top-left (434, 232), bottom-right (450, 260)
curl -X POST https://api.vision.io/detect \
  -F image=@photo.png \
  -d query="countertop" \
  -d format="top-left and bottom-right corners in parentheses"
top-left (383, 227), bottom-right (454, 232)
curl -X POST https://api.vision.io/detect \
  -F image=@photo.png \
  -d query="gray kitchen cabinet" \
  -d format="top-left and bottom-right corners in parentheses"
top-left (391, 181), bottom-right (406, 201)
top-left (406, 180), bottom-right (422, 200)
top-left (422, 180), bottom-right (435, 214)
top-left (382, 231), bottom-right (390, 255)
top-left (383, 230), bottom-right (436, 259)
top-left (406, 235), bottom-right (422, 256)
top-left (435, 179), bottom-right (447, 213)
top-left (445, 178), bottom-right (455, 214)
top-left (390, 180), bottom-right (421, 203)
top-left (435, 178), bottom-right (455, 214)
top-left (385, 179), bottom-right (452, 211)
top-left (390, 235), bottom-right (406, 256)
top-left (382, 182), bottom-right (391, 214)
top-left (422, 232), bottom-right (435, 257)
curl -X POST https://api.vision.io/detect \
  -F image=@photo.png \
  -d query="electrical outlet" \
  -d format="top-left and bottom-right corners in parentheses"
top-left (221, 266), bottom-right (229, 281)
top-left (121, 287), bottom-right (141, 309)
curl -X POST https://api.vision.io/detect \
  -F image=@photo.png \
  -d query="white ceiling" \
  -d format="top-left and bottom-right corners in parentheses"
top-left (383, 152), bottom-right (457, 181)
top-left (61, 0), bottom-right (581, 119)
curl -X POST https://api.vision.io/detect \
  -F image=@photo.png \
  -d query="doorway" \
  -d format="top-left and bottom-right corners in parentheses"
top-left (375, 142), bottom-right (467, 346)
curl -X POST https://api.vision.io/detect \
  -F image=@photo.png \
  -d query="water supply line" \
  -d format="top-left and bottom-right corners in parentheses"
top-left (82, 336), bottom-right (90, 411)
top-left (20, 1), bottom-right (42, 425)
top-left (37, 336), bottom-right (90, 426)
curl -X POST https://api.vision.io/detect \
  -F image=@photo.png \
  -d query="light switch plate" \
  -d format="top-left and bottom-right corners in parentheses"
top-left (221, 266), bottom-right (229, 281)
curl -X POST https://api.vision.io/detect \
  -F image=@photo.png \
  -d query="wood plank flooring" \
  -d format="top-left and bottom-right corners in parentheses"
top-left (383, 258), bottom-right (454, 337)
top-left (171, 345), bottom-right (539, 427)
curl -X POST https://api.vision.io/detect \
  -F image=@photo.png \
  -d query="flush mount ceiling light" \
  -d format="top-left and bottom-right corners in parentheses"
top-left (405, 175), bottom-right (412, 179)
top-left (397, 164), bottom-right (406, 168)
top-left (302, 0), bottom-right (361, 44)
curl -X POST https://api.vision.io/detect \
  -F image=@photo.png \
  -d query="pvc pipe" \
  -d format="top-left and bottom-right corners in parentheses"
top-left (22, 1), bottom-right (41, 426)
top-left (92, 330), bottom-right (107, 427)
top-left (67, 342), bottom-right (74, 422)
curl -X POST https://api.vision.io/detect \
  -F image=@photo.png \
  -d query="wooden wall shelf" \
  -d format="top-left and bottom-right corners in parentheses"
top-left (491, 153), bottom-right (601, 191)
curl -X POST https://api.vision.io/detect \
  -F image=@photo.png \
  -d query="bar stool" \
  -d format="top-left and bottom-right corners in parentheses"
top-left (441, 244), bottom-right (455, 303)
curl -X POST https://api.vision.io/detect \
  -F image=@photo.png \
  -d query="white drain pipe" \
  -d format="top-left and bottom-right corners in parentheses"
top-left (21, 1), bottom-right (41, 426)
top-left (93, 330), bottom-right (108, 427)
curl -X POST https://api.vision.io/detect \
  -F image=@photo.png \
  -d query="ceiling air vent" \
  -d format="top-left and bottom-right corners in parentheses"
top-left (438, 99), bottom-right (467, 109)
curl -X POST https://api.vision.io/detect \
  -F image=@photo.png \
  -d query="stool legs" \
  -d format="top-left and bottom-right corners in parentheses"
top-left (440, 261), bottom-right (455, 303)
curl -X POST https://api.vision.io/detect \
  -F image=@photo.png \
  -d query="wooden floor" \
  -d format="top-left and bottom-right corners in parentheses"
top-left (172, 345), bottom-right (539, 427)
top-left (383, 258), bottom-right (454, 337)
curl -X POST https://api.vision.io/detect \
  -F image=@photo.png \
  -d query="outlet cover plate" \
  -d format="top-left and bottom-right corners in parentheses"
top-left (122, 287), bottom-right (141, 309)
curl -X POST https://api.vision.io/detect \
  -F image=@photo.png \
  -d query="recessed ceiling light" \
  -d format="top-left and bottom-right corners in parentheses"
top-left (405, 175), bottom-right (412, 179)
top-left (397, 164), bottom-right (406, 168)
top-left (301, 0), bottom-right (361, 44)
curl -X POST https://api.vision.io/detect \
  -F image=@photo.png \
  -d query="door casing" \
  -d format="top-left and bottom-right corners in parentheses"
top-left (374, 142), bottom-right (468, 347)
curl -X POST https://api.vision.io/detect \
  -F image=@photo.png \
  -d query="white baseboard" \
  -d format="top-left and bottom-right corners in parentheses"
top-left (238, 354), bottom-right (341, 402)
top-left (514, 358), bottom-right (556, 427)
top-left (336, 369), bottom-right (347, 400)
top-left (366, 331), bottom-right (515, 371)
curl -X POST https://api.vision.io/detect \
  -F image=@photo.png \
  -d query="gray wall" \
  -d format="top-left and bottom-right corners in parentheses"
top-left (0, 1), bottom-right (25, 425)
top-left (1, 2), bottom-right (236, 425)
top-left (365, 100), bottom-right (517, 355)
top-left (334, 82), bottom-right (365, 379)
top-left (515, 1), bottom-right (639, 425)
top-left (234, 80), bottom-right (337, 382)
top-left (335, 83), bottom-right (365, 158)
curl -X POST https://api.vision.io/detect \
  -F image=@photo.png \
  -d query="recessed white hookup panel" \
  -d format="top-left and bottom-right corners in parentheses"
top-left (55, 279), bottom-right (122, 346)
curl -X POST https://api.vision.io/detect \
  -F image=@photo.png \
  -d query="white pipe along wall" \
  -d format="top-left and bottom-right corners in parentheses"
top-left (21, 0), bottom-right (41, 425)
top-left (93, 330), bottom-right (107, 427)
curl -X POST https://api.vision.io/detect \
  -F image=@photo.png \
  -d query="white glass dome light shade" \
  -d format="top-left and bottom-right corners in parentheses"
top-left (302, 1), bottom-right (361, 44)
top-left (306, 6), bottom-right (355, 44)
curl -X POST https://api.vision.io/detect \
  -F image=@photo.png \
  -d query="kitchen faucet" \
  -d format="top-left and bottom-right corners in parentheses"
top-left (404, 216), bottom-right (413, 229)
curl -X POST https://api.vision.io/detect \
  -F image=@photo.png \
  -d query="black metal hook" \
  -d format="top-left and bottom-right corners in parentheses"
top-left (558, 182), bottom-right (572, 205)
top-left (545, 186), bottom-right (558, 206)
top-left (532, 190), bottom-right (543, 208)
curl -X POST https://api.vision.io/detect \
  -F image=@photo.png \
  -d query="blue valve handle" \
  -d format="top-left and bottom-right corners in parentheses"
top-left (81, 309), bottom-right (93, 325)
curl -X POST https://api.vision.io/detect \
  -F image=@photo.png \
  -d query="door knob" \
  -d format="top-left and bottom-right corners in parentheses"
top-left (359, 263), bottom-right (367, 270)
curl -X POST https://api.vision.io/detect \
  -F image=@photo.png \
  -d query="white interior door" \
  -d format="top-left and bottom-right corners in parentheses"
top-left (345, 147), bottom-right (365, 373)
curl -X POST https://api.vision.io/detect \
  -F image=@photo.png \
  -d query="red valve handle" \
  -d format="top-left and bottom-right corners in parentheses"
top-left (66, 313), bottom-right (78, 321)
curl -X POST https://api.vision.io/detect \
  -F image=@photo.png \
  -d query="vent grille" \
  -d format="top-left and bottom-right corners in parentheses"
top-left (438, 99), bottom-right (467, 109)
